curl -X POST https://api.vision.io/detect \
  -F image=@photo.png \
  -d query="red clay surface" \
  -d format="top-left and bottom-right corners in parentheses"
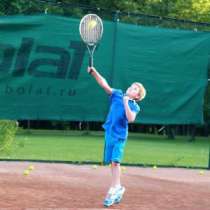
top-left (0, 161), bottom-right (210, 210)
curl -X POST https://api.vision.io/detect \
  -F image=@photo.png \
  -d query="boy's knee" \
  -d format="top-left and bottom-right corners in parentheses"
top-left (111, 161), bottom-right (120, 167)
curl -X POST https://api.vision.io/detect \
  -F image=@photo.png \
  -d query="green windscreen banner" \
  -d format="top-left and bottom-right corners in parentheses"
top-left (0, 15), bottom-right (209, 124)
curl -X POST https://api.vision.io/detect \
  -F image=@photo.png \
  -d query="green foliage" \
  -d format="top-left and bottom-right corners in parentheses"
top-left (1, 0), bottom-right (210, 23)
top-left (0, 120), bottom-right (18, 153)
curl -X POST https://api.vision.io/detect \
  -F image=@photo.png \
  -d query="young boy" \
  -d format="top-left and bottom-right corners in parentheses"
top-left (87, 66), bottom-right (146, 207)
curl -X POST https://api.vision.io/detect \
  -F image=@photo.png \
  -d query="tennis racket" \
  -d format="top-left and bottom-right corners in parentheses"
top-left (79, 14), bottom-right (103, 67)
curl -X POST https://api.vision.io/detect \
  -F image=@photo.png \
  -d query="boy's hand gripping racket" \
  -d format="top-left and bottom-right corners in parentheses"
top-left (79, 14), bottom-right (103, 67)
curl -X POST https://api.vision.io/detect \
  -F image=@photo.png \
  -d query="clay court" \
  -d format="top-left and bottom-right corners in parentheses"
top-left (0, 161), bottom-right (210, 210)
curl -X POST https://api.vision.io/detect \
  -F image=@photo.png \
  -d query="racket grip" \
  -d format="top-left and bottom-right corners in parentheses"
top-left (89, 56), bottom-right (93, 67)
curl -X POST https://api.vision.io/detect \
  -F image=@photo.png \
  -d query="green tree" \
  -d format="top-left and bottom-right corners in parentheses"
top-left (1, 0), bottom-right (210, 23)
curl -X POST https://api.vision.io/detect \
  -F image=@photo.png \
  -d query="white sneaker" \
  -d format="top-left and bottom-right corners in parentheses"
top-left (114, 186), bottom-right (125, 204)
top-left (103, 187), bottom-right (117, 207)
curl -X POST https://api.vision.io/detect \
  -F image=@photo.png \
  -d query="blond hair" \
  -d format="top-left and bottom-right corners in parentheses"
top-left (133, 82), bottom-right (146, 101)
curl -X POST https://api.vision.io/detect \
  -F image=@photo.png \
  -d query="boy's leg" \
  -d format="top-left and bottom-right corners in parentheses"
top-left (111, 139), bottom-right (126, 188)
top-left (103, 162), bottom-right (119, 207)
top-left (111, 162), bottom-right (121, 188)
top-left (110, 162), bottom-right (125, 204)
top-left (103, 135), bottom-right (126, 206)
top-left (103, 134), bottom-right (119, 207)
top-left (111, 139), bottom-right (126, 204)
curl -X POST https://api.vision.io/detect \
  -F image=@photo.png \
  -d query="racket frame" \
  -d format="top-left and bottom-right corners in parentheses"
top-left (79, 14), bottom-right (103, 67)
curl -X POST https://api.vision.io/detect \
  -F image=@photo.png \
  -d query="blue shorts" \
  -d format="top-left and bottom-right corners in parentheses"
top-left (103, 132), bottom-right (126, 165)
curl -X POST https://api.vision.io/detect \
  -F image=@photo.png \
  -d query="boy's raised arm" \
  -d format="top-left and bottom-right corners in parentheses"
top-left (123, 95), bottom-right (137, 123)
top-left (87, 67), bottom-right (112, 95)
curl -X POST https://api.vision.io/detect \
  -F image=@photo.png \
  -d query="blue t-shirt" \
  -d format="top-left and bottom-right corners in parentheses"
top-left (102, 89), bottom-right (140, 139)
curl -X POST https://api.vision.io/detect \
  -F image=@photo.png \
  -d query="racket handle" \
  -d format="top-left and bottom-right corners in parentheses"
top-left (89, 56), bottom-right (93, 67)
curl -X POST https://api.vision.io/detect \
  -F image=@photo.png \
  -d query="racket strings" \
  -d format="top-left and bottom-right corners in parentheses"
top-left (80, 14), bottom-right (103, 45)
